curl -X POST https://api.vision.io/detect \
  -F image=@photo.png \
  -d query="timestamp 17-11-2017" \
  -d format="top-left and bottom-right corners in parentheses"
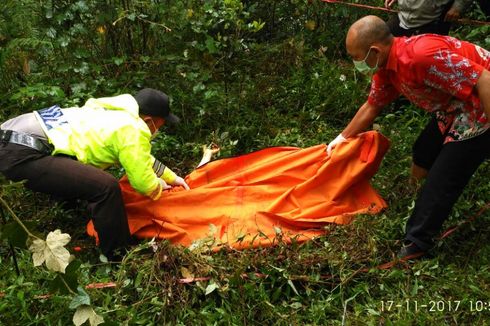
top-left (380, 300), bottom-right (490, 312)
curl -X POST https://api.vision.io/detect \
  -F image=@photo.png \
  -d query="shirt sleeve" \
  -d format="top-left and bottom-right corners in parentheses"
top-left (414, 45), bottom-right (484, 101)
top-left (114, 125), bottom-right (162, 200)
top-left (367, 69), bottom-right (400, 108)
top-left (151, 157), bottom-right (178, 184)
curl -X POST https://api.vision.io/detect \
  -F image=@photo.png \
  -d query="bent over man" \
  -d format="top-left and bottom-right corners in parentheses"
top-left (327, 16), bottom-right (490, 258)
top-left (0, 88), bottom-right (189, 260)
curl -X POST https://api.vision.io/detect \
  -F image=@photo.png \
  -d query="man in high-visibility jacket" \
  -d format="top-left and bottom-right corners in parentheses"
top-left (0, 88), bottom-right (189, 260)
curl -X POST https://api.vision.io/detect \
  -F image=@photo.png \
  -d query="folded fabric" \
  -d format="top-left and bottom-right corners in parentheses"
top-left (88, 131), bottom-right (390, 249)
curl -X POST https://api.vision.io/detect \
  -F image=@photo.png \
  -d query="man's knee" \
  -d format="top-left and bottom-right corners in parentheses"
top-left (93, 175), bottom-right (122, 200)
top-left (83, 172), bottom-right (122, 203)
top-left (412, 118), bottom-right (445, 170)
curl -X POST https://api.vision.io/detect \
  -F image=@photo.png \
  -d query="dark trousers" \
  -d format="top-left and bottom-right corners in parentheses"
top-left (0, 143), bottom-right (131, 258)
top-left (406, 119), bottom-right (490, 250)
top-left (386, 15), bottom-right (451, 37)
top-left (386, 0), bottom-right (453, 38)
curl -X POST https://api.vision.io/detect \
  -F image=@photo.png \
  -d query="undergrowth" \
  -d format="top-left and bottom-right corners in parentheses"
top-left (1, 0), bottom-right (489, 325)
top-left (1, 109), bottom-right (488, 325)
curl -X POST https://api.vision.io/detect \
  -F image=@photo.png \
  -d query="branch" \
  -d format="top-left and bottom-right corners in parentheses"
top-left (0, 195), bottom-right (40, 240)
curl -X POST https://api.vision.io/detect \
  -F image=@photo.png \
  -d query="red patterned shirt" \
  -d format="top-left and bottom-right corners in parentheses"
top-left (368, 35), bottom-right (490, 142)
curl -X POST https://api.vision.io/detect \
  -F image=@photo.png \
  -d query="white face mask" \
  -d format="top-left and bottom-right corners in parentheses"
top-left (353, 47), bottom-right (379, 75)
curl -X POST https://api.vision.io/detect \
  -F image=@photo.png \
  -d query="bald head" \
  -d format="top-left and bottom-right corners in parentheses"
top-left (346, 15), bottom-right (393, 59)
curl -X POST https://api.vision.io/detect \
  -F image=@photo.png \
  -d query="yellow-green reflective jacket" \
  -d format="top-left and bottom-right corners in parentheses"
top-left (34, 94), bottom-right (163, 199)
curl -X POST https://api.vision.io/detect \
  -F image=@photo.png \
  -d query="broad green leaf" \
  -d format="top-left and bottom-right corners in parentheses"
top-left (46, 27), bottom-right (56, 38)
top-left (73, 305), bottom-right (104, 326)
top-left (290, 302), bottom-right (302, 309)
top-left (69, 286), bottom-right (91, 310)
top-left (59, 36), bottom-right (70, 47)
top-left (112, 57), bottom-right (125, 66)
top-left (73, 0), bottom-right (89, 12)
top-left (99, 254), bottom-right (108, 263)
top-left (49, 260), bottom-right (81, 294)
top-left (192, 83), bottom-right (205, 93)
top-left (204, 90), bottom-right (218, 100)
top-left (205, 36), bottom-right (218, 54)
top-left (0, 221), bottom-right (29, 249)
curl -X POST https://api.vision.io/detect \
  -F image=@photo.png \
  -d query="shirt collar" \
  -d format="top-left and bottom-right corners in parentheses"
top-left (384, 37), bottom-right (402, 72)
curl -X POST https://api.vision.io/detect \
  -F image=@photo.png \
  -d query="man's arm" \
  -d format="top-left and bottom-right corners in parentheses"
top-left (116, 126), bottom-right (164, 200)
top-left (341, 101), bottom-right (383, 138)
top-left (327, 101), bottom-right (383, 155)
top-left (476, 69), bottom-right (490, 120)
top-left (327, 68), bottom-right (396, 155)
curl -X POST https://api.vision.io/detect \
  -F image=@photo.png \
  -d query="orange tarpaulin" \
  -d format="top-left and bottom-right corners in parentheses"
top-left (88, 131), bottom-right (390, 249)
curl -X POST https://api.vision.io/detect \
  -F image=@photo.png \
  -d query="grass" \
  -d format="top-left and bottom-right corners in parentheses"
top-left (1, 103), bottom-right (489, 325)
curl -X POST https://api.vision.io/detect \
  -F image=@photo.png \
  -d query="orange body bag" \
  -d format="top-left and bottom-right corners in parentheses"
top-left (88, 131), bottom-right (390, 249)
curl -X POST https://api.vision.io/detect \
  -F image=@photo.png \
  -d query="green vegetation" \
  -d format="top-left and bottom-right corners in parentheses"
top-left (1, 0), bottom-right (489, 324)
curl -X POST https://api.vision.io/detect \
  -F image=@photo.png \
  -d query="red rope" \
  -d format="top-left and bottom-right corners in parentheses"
top-left (439, 203), bottom-right (490, 240)
top-left (323, 0), bottom-right (397, 13)
top-left (321, 0), bottom-right (490, 26)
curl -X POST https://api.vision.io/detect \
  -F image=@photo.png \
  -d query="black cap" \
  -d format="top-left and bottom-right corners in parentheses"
top-left (134, 88), bottom-right (180, 124)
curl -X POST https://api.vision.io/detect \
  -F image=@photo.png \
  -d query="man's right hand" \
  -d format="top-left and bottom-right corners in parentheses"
top-left (385, 0), bottom-right (397, 8)
top-left (172, 176), bottom-right (190, 190)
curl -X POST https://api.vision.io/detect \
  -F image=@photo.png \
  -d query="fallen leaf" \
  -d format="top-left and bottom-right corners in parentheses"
top-left (73, 305), bottom-right (104, 326)
top-left (29, 229), bottom-right (71, 273)
top-left (30, 238), bottom-right (48, 267)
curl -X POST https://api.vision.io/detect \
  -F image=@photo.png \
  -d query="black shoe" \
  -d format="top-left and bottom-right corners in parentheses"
top-left (129, 235), bottom-right (142, 246)
top-left (398, 241), bottom-right (426, 260)
top-left (104, 250), bottom-right (126, 263)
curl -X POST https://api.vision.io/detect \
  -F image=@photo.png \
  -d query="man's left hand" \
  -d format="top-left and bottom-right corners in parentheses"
top-left (327, 133), bottom-right (347, 156)
top-left (444, 7), bottom-right (461, 21)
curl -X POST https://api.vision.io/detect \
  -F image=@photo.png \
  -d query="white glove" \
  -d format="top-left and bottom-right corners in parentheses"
top-left (172, 176), bottom-right (190, 190)
top-left (327, 133), bottom-right (347, 156)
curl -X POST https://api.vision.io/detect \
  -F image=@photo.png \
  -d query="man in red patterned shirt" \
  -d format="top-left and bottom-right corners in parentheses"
top-left (327, 15), bottom-right (490, 259)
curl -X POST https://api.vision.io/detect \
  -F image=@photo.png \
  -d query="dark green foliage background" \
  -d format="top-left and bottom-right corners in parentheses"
top-left (0, 0), bottom-right (489, 325)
